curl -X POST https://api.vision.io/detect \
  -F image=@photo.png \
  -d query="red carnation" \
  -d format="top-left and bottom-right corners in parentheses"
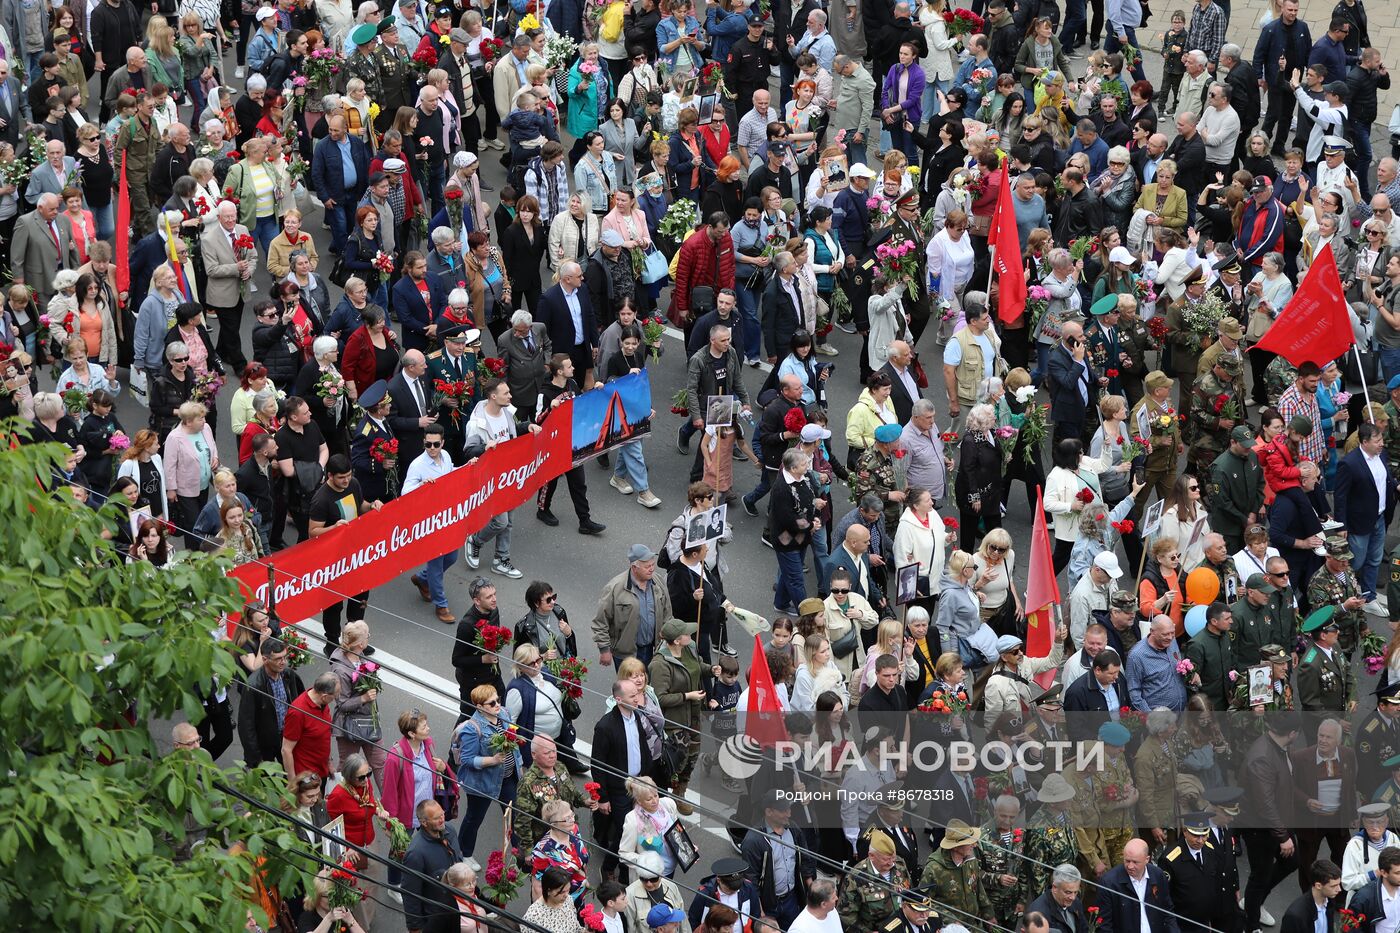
top-left (1076, 488), bottom-right (1095, 504)
top-left (783, 407), bottom-right (807, 435)
top-left (943, 516), bottom-right (959, 530)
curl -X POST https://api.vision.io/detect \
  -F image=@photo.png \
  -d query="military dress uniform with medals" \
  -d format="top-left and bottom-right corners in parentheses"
top-left (839, 829), bottom-right (912, 932)
top-left (348, 380), bottom-right (398, 503)
top-left (852, 435), bottom-right (903, 540)
top-left (1020, 774), bottom-right (1081, 907)
top-left (1306, 536), bottom-right (1368, 655)
top-left (856, 794), bottom-right (921, 881)
top-left (1358, 685), bottom-right (1400, 799)
top-left (1372, 754), bottom-right (1400, 826)
top-left (426, 324), bottom-right (480, 466)
top-left (1158, 813), bottom-right (1231, 933)
top-left (1129, 371), bottom-right (1181, 517)
top-left (1086, 295), bottom-right (1125, 397)
top-left (1296, 606), bottom-right (1355, 713)
top-left (881, 888), bottom-right (940, 933)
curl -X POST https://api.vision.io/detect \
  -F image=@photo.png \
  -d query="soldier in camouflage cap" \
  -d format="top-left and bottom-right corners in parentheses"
top-left (1186, 353), bottom-right (1245, 477)
top-left (1306, 535), bottom-right (1367, 656)
top-left (839, 828), bottom-right (912, 931)
top-left (852, 422), bottom-right (906, 539)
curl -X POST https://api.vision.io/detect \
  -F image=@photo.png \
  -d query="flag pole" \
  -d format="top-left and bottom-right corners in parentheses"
top-left (1352, 341), bottom-right (1374, 423)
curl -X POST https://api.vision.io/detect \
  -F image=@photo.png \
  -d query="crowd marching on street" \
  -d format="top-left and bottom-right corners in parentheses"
top-left (15, 0), bottom-right (1400, 928)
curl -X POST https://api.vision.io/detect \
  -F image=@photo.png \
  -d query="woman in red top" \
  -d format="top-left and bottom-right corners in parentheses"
top-left (325, 752), bottom-right (389, 866)
top-left (256, 94), bottom-right (287, 139)
top-left (340, 304), bottom-right (399, 403)
top-left (698, 103), bottom-right (729, 167)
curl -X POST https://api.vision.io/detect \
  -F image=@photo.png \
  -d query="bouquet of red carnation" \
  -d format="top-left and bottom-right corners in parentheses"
top-left (480, 849), bottom-right (523, 906)
top-left (669, 387), bottom-right (689, 416)
top-left (480, 36), bottom-right (506, 62)
top-left (487, 722), bottom-right (527, 754)
top-left (943, 516), bottom-right (959, 531)
top-left (434, 377), bottom-right (473, 422)
top-left (783, 406), bottom-right (808, 435)
top-left (411, 45), bottom-right (438, 71)
top-left (972, 775), bottom-right (989, 799)
top-left (1147, 315), bottom-right (1169, 346)
top-left (1068, 235), bottom-right (1100, 262)
top-left (1111, 518), bottom-right (1135, 534)
top-left (1105, 368), bottom-right (1119, 378)
top-left (1102, 782), bottom-right (1126, 801)
top-left (584, 781), bottom-right (602, 801)
top-left (1341, 910), bottom-right (1368, 933)
top-left (939, 431), bottom-right (959, 443)
top-left (545, 656), bottom-right (588, 700)
top-left (942, 7), bottom-right (984, 36)
top-left (474, 618), bottom-right (514, 657)
top-left (1076, 487), bottom-right (1096, 504)
top-left (328, 858), bottom-right (365, 917)
top-left (641, 315), bottom-right (667, 359)
top-left (371, 437), bottom-right (400, 495)
top-left (477, 356), bottom-right (507, 380)
top-left (581, 904), bottom-right (607, 933)
top-left (282, 627), bottom-right (313, 668)
top-left (1087, 906), bottom-right (1104, 931)
top-left (372, 250), bottom-right (395, 275)
top-left (232, 233), bottom-right (256, 253)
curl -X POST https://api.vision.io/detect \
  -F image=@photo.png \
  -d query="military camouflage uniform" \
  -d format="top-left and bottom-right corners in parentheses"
top-left (976, 823), bottom-right (1029, 929)
top-left (920, 847), bottom-right (996, 933)
top-left (1264, 356), bottom-right (1298, 408)
top-left (1186, 370), bottom-right (1245, 476)
top-left (838, 857), bottom-right (910, 930)
top-left (1134, 737), bottom-right (1179, 838)
top-left (1296, 637), bottom-right (1354, 712)
top-left (115, 114), bottom-right (162, 237)
top-left (1068, 750), bottom-right (1136, 872)
top-left (1385, 402), bottom-right (1400, 474)
top-left (1306, 563), bottom-right (1366, 655)
top-left (853, 445), bottom-right (902, 539)
top-left (1021, 807), bottom-right (1079, 906)
top-left (1356, 710), bottom-right (1400, 799)
top-left (512, 763), bottom-right (590, 853)
top-left (344, 50), bottom-right (383, 109)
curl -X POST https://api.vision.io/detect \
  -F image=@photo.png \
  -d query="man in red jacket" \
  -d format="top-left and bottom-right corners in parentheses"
top-left (668, 212), bottom-right (736, 347)
top-left (1234, 176), bottom-right (1286, 278)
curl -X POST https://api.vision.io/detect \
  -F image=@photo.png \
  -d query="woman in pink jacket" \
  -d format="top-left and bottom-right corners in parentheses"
top-left (162, 400), bottom-right (218, 547)
top-left (381, 708), bottom-right (451, 885)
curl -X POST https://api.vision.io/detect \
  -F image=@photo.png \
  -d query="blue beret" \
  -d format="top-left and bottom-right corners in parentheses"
top-left (874, 423), bottom-right (902, 443)
top-left (1389, 374), bottom-right (1400, 392)
top-left (1098, 721), bottom-right (1132, 746)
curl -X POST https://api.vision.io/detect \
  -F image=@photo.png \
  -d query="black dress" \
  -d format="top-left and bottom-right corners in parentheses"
top-left (498, 222), bottom-right (547, 313)
top-left (955, 431), bottom-right (1004, 552)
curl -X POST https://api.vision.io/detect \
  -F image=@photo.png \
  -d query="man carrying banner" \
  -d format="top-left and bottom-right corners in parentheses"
top-left (306, 453), bottom-right (384, 651)
top-left (463, 378), bottom-right (541, 581)
top-left (403, 422), bottom-right (460, 623)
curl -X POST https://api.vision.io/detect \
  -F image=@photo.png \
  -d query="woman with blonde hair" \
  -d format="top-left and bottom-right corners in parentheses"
top-left (973, 528), bottom-right (1023, 630)
top-left (341, 77), bottom-right (375, 144)
top-left (266, 208), bottom-right (320, 280)
top-left (791, 633), bottom-right (848, 712)
top-left (531, 799), bottom-right (591, 901)
top-left (146, 18), bottom-right (184, 105)
top-left (938, 548), bottom-right (1000, 668)
top-left (618, 775), bottom-right (680, 877)
top-left (853, 616), bottom-right (919, 703)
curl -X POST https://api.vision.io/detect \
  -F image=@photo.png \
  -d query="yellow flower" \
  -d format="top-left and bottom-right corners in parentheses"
top-left (907, 166), bottom-right (921, 176)
top-left (520, 13), bottom-right (541, 31)
top-left (368, 102), bottom-right (381, 119)
top-left (439, 33), bottom-right (451, 44)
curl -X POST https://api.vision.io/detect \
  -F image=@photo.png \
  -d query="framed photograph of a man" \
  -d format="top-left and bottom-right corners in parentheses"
top-left (705, 395), bottom-right (735, 428)
top-left (697, 94), bottom-right (718, 125)
top-left (686, 512), bottom-right (710, 549)
top-left (321, 815), bottom-right (347, 863)
top-left (822, 153), bottom-right (849, 192)
top-left (896, 563), bottom-right (919, 606)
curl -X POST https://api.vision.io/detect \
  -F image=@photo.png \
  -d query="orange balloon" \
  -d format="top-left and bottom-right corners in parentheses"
top-left (1184, 567), bottom-right (1220, 605)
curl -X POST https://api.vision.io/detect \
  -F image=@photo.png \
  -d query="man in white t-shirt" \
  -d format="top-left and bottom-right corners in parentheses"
top-left (787, 879), bottom-right (842, 933)
top-left (463, 377), bottom-right (541, 580)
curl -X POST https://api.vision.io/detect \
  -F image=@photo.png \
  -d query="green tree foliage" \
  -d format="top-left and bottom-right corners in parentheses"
top-left (0, 435), bottom-right (312, 931)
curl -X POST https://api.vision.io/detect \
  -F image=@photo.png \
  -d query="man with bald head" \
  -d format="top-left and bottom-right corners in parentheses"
top-left (743, 372), bottom-right (806, 517)
top-left (11, 191), bottom-right (77, 308)
top-left (1098, 839), bottom-right (1178, 933)
top-left (1133, 133), bottom-right (1169, 185)
top-left (1046, 319), bottom-right (1104, 445)
top-left (387, 349), bottom-right (435, 465)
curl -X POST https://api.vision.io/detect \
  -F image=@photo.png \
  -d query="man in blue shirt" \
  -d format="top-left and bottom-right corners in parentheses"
top-left (1125, 615), bottom-right (1188, 711)
top-left (1308, 18), bottom-right (1351, 93)
top-left (310, 114), bottom-right (369, 254)
top-left (1069, 119), bottom-right (1110, 178)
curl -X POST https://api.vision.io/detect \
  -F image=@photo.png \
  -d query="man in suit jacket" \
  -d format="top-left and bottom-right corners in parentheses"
top-left (1099, 838), bottom-right (1181, 933)
top-left (386, 350), bottom-right (435, 468)
top-left (1063, 650), bottom-right (1129, 742)
top-left (10, 193), bottom-right (77, 308)
top-left (24, 139), bottom-right (79, 210)
top-left (536, 261), bottom-right (598, 387)
top-left (828, 522), bottom-right (890, 616)
top-left (1279, 860), bottom-right (1341, 933)
top-left (235, 638), bottom-right (306, 766)
top-left (311, 115), bottom-right (373, 255)
top-left (1046, 319), bottom-right (1099, 445)
top-left (1334, 423), bottom-right (1397, 605)
top-left (739, 790), bottom-right (815, 928)
top-left (201, 200), bottom-right (254, 372)
top-left (878, 339), bottom-right (921, 425)
top-left (926, 762), bottom-right (980, 849)
top-left (498, 316), bottom-right (551, 425)
top-left (392, 252), bottom-right (448, 352)
top-left (1289, 720), bottom-right (1356, 892)
top-left (591, 677), bottom-right (659, 878)
top-left (1026, 865), bottom-right (1091, 933)
top-left (0, 61), bottom-right (23, 147)
top-left (761, 256), bottom-right (803, 362)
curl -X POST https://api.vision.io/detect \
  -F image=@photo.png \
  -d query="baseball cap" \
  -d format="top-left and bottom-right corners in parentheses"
top-left (1094, 552), bottom-right (1123, 579)
top-left (600, 229), bottom-right (625, 248)
top-left (255, 6), bottom-right (276, 20)
top-left (628, 544), bottom-right (657, 563)
top-left (1249, 175), bottom-right (1273, 194)
top-left (849, 162), bottom-right (877, 179)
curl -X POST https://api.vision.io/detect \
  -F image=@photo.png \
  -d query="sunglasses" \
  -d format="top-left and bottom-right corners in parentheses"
top-left (296, 776), bottom-right (320, 789)
top-left (347, 772), bottom-right (369, 783)
top-left (1187, 484), bottom-right (1199, 491)
top-left (171, 357), bottom-right (189, 363)
top-left (482, 698), bottom-right (501, 707)
top-left (424, 440), bottom-right (444, 448)
top-left (541, 594), bottom-right (557, 603)
top-left (989, 544), bottom-right (1008, 553)
top-left (830, 587), bottom-right (850, 595)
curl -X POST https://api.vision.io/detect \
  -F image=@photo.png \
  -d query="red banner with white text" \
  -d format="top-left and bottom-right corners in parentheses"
top-left (226, 405), bottom-right (573, 627)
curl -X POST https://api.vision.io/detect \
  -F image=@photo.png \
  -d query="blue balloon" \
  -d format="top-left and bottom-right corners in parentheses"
top-left (1184, 604), bottom-right (1209, 638)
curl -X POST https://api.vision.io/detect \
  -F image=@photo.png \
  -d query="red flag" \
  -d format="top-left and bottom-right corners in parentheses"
top-left (988, 162), bottom-right (1025, 323)
top-left (1249, 243), bottom-right (1353, 366)
top-left (114, 152), bottom-right (131, 302)
top-left (744, 633), bottom-right (789, 747)
top-left (1024, 485), bottom-right (1060, 660)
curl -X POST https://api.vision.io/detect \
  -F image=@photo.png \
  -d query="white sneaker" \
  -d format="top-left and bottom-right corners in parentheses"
top-left (234, 66), bottom-right (245, 79)
top-left (814, 344), bottom-right (838, 356)
top-left (1261, 906), bottom-right (1277, 926)
top-left (1366, 600), bottom-right (1388, 618)
top-left (637, 490), bottom-right (662, 509)
top-left (610, 475), bottom-right (634, 495)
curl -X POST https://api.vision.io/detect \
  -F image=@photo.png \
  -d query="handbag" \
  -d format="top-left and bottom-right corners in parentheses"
top-left (641, 247), bottom-right (669, 284)
top-left (830, 621), bottom-right (859, 659)
top-left (328, 252), bottom-right (351, 288)
top-left (293, 460), bottom-right (324, 497)
top-left (341, 711), bottom-right (382, 744)
top-left (910, 353), bottom-right (929, 389)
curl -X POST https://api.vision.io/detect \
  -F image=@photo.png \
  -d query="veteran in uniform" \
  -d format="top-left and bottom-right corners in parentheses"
top-left (348, 380), bottom-right (398, 503)
top-left (852, 423), bottom-right (906, 539)
top-left (977, 795), bottom-right (1028, 929)
top-left (1068, 722), bottom-right (1137, 878)
top-left (1129, 371), bottom-right (1183, 519)
top-left (1158, 812), bottom-right (1235, 933)
top-left (1358, 684), bottom-right (1400, 799)
top-left (920, 820), bottom-right (996, 933)
top-left (1134, 709), bottom-right (1181, 849)
top-left (840, 829), bottom-right (911, 931)
top-left (1306, 536), bottom-right (1368, 656)
top-left (1021, 774), bottom-right (1080, 908)
top-left (1372, 754), bottom-right (1400, 826)
top-left (512, 737), bottom-right (592, 853)
top-left (1187, 354), bottom-right (1246, 477)
top-left (881, 888), bottom-right (940, 933)
top-left (1231, 574), bottom-right (1284, 667)
top-left (1296, 606), bottom-right (1356, 714)
top-left (857, 789), bottom-right (921, 881)
top-left (426, 324), bottom-right (480, 466)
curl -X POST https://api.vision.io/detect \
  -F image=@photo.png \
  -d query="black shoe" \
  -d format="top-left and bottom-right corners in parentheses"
top-left (1090, 39), bottom-right (1100, 49)
top-left (536, 508), bottom-right (560, 526)
top-left (597, 453), bottom-right (611, 469)
top-left (579, 519), bottom-right (606, 535)
top-left (323, 643), bottom-right (336, 658)
top-left (760, 531), bottom-right (773, 549)
top-left (742, 497), bottom-right (758, 517)
top-left (676, 423), bottom-right (690, 454)
top-left (732, 447), bottom-right (748, 461)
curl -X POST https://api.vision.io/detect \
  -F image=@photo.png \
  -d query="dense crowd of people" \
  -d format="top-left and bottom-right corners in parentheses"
top-left (11, 0), bottom-right (1400, 929)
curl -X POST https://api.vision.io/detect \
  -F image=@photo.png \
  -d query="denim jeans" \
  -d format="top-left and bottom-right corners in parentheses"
top-left (774, 548), bottom-right (806, 613)
top-left (325, 200), bottom-right (358, 254)
top-left (613, 439), bottom-right (650, 492)
top-left (809, 524), bottom-right (832, 595)
top-left (92, 203), bottom-right (115, 242)
top-left (744, 467), bottom-right (776, 509)
top-left (426, 162), bottom-right (447, 217)
top-left (735, 284), bottom-right (763, 361)
top-left (1381, 346), bottom-right (1400, 385)
top-left (846, 139), bottom-right (868, 168)
top-left (888, 123), bottom-right (917, 161)
top-left (1350, 512), bottom-right (1387, 600)
top-left (424, 548), bottom-right (459, 607)
top-left (921, 80), bottom-right (949, 127)
top-left (186, 80), bottom-right (208, 123)
top-left (456, 771), bottom-right (518, 858)
top-left (1060, 0), bottom-right (1087, 47)
top-left (1105, 27), bottom-right (1146, 81)
top-left (253, 214), bottom-right (280, 258)
top-left (474, 510), bottom-right (512, 560)
top-left (1350, 118), bottom-right (1375, 199)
